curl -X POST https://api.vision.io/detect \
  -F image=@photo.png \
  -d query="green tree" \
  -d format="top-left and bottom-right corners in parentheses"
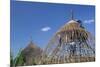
top-left (14, 49), bottom-right (25, 66)
top-left (10, 51), bottom-right (14, 67)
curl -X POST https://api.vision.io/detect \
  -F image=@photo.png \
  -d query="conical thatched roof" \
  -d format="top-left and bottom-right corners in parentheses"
top-left (22, 41), bottom-right (42, 65)
top-left (56, 19), bottom-right (89, 42)
top-left (22, 41), bottom-right (42, 56)
top-left (57, 20), bottom-right (85, 33)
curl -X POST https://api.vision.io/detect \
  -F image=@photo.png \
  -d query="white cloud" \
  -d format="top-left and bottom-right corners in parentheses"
top-left (84, 19), bottom-right (95, 24)
top-left (41, 27), bottom-right (51, 32)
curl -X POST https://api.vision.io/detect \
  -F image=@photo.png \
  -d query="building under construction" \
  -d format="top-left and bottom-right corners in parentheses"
top-left (40, 11), bottom-right (95, 64)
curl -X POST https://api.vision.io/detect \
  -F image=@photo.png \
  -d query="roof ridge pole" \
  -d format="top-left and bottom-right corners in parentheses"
top-left (30, 35), bottom-right (33, 44)
top-left (70, 10), bottom-right (74, 20)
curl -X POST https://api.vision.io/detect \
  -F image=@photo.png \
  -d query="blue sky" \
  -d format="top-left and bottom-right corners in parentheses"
top-left (11, 1), bottom-right (95, 57)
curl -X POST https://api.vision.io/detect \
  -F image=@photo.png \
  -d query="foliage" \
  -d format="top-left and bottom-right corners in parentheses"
top-left (10, 51), bottom-right (14, 67)
top-left (14, 49), bottom-right (25, 66)
top-left (10, 49), bottom-right (25, 67)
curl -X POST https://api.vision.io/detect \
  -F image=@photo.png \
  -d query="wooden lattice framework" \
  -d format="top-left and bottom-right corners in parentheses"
top-left (39, 11), bottom-right (95, 64)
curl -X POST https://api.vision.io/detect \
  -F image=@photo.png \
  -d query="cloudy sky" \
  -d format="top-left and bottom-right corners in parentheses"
top-left (11, 0), bottom-right (95, 56)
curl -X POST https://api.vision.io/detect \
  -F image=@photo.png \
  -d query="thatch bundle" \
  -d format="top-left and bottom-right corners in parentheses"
top-left (56, 20), bottom-right (89, 43)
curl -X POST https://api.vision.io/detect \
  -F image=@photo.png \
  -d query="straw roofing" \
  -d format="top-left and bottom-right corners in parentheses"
top-left (56, 20), bottom-right (89, 42)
